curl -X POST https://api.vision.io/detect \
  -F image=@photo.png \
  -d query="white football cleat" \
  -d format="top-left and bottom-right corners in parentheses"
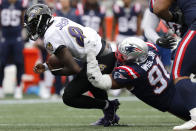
top-left (173, 120), bottom-right (196, 130)
top-left (39, 82), bottom-right (51, 99)
top-left (14, 87), bottom-right (23, 99)
top-left (0, 88), bottom-right (5, 99)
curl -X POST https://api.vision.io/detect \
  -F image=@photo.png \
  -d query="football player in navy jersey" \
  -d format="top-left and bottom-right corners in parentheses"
top-left (0, 0), bottom-right (28, 99)
top-left (55, 0), bottom-right (82, 25)
top-left (85, 37), bottom-right (196, 130)
top-left (79, 0), bottom-right (106, 39)
top-left (112, 0), bottom-right (143, 43)
top-left (153, 0), bottom-right (196, 130)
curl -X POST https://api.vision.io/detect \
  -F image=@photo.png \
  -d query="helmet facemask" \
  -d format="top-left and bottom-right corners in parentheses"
top-left (24, 4), bottom-right (52, 41)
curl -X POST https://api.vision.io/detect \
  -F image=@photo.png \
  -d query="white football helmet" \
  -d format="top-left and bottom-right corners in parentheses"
top-left (115, 37), bottom-right (148, 63)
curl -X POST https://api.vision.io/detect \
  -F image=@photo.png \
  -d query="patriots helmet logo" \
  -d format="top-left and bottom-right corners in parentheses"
top-left (125, 44), bottom-right (144, 55)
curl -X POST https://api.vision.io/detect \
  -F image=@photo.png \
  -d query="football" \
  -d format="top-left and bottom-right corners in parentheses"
top-left (47, 54), bottom-right (64, 70)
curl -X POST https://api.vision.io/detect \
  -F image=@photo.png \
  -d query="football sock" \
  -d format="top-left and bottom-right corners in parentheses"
top-left (0, 65), bottom-right (5, 87)
top-left (16, 64), bottom-right (23, 86)
top-left (190, 108), bottom-right (196, 121)
top-left (104, 100), bottom-right (109, 110)
top-left (176, 79), bottom-right (196, 110)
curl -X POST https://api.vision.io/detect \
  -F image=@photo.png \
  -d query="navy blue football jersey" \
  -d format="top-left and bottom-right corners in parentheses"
top-left (0, 0), bottom-right (28, 39)
top-left (112, 43), bottom-right (175, 111)
top-left (113, 3), bottom-right (141, 36)
top-left (55, 8), bottom-right (82, 25)
top-left (176, 0), bottom-right (196, 27)
top-left (80, 7), bottom-right (105, 32)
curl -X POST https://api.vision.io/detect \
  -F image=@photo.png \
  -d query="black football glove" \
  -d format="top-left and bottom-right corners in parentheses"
top-left (156, 34), bottom-right (177, 49)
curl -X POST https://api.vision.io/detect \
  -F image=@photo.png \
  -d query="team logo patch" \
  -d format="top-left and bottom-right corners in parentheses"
top-left (99, 64), bottom-right (107, 71)
top-left (28, 8), bottom-right (41, 22)
top-left (46, 42), bottom-right (54, 52)
top-left (114, 72), bottom-right (127, 80)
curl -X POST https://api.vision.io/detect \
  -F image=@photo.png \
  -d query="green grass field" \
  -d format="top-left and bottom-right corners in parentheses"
top-left (0, 96), bottom-right (184, 131)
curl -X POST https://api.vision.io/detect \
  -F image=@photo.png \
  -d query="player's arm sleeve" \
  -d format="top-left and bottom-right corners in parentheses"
top-left (86, 51), bottom-right (113, 90)
top-left (112, 66), bottom-right (138, 86)
top-left (142, 9), bottom-right (160, 44)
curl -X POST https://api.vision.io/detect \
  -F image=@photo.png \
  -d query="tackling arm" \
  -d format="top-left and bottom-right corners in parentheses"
top-left (84, 39), bottom-right (121, 90)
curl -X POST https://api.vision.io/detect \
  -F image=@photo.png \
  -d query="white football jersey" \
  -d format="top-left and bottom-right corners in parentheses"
top-left (44, 17), bottom-right (102, 62)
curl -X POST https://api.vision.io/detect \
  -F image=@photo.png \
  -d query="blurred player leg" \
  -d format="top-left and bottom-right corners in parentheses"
top-left (13, 41), bottom-right (24, 99)
top-left (173, 79), bottom-right (196, 130)
top-left (52, 75), bottom-right (63, 99)
top-left (39, 70), bottom-right (54, 99)
top-left (0, 41), bottom-right (11, 98)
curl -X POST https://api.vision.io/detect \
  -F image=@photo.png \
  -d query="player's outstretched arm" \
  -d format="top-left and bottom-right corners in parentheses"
top-left (153, 0), bottom-right (174, 22)
top-left (84, 38), bottom-right (121, 90)
top-left (51, 46), bottom-right (81, 76)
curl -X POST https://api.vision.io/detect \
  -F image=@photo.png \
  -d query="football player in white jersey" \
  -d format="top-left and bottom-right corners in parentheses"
top-left (24, 4), bottom-right (120, 126)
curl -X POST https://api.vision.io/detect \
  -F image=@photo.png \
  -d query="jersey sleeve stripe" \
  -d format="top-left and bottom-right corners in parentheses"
top-left (116, 66), bottom-right (139, 79)
top-left (146, 42), bottom-right (158, 51)
top-left (124, 65), bottom-right (140, 78)
top-left (172, 30), bottom-right (196, 79)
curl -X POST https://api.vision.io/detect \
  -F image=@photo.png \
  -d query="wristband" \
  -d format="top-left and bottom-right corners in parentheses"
top-left (43, 63), bottom-right (49, 70)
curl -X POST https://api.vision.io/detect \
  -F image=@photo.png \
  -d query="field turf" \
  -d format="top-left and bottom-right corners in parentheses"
top-left (0, 96), bottom-right (183, 131)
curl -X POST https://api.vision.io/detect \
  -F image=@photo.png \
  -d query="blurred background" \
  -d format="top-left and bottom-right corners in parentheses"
top-left (0, 0), bottom-right (172, 100)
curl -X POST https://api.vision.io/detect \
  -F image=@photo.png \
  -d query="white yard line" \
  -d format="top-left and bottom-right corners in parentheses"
top-left (0, 115), bottom-right (174, 119)
top-left (0, 123), bottom-right (177, 127)
top-left (0, 96), bottom-right (139, 105)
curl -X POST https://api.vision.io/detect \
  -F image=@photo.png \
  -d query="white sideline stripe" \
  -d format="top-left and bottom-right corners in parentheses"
top-left (0, 115), bottom-right (174, 119)
top-left (0, 96), bottom-right (139, 104)
top-left (0, 123), bottom-right (177, 127)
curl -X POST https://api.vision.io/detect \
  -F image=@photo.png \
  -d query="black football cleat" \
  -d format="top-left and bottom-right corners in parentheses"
top-left (90, 117), bottom-right (105, 126)
top-left (103, 99), bottom-right (120, 127)
top-left (90, 114), bottom-right (120, 126)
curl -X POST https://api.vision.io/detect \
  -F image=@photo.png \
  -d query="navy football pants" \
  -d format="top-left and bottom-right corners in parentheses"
top-left (0, 40), bottom-right (24, 86)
